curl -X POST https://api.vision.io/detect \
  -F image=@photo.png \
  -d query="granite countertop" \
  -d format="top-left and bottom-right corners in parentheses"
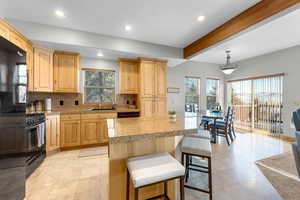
top-left (107, 113), bottom-right (199, 143)
top-left (26, 111), bottom-right (60, 115)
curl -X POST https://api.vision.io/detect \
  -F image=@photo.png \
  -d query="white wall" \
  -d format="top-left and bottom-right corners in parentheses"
top-left (80, 58), bottom-right (118, 93)
top-left (167, 61), bottom-right (225, 113)
top-left (227, 45), bottom-right (300, 137)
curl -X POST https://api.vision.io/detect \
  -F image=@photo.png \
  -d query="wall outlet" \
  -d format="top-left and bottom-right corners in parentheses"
top-left (60, 100), bottom-right (64, 106)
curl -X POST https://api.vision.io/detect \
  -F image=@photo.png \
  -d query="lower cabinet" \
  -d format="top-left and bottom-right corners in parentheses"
top-left (60, 119), bottom-right (81, 148)
top-left (81, 119), bottom-right (108, 145)
top-left (140, 97), bottom-right (155, 117)
top-left (140, 97), bottom-right (167, 117)
top-left (155, 97), bottom-right (167, 117)
top-left (46, 114), bottom-right (60, 152)
top-left (60, 113), bottom-right (115, 149)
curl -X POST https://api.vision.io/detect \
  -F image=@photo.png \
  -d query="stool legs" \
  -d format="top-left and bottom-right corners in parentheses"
top-left (182, 153), bottom-right (212, 200)
top-left (134, 189), bottom-right (138, 200)
top-left (208, 157), bottom-right (212, 200)
top-left (180, 176), bottom-right (185, 200)
top-left (126, 170), bottom-right (130, 200)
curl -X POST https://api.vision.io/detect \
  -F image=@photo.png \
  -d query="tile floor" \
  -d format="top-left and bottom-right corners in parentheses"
top-left (25, 132), bottom-right (291, 200)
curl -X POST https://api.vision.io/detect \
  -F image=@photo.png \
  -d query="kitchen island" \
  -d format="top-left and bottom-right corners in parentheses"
top-left (107, 114), bottom-right (199, 200)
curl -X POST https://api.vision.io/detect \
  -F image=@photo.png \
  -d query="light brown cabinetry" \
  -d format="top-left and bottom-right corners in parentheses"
top-left (9, 31), bottom-right (27, 50)
top-left (0, 19), bottom-right (35, 92)
top-left (53, 51), bottom-right (80, 93)
top-left (140, 97), bottom-right (155, 117)
top-left (139, 58), bottom-right (167, 117)
top-left (140, 60), bottom-right (156, 98)
top-left (155, 61), bottom-right (167, 98)
top-left (26, 44), bottom-right (34, 92)
top-left (155, 97), bottom-right (167, 116)
top-left (81, 119), bottom-right (108, 145)
top-left (33, 46), bottom-right (54, 92)
top-left (0, 20), bottom-right (10, 40)
top-left (119, 59), bottom-right (139, 94)
top-left (60, 115), bottom-right (81, 148)
top-left (46, 114), bottom-right (60, 152)
top-left (60, 113), bottom-right (116, 149)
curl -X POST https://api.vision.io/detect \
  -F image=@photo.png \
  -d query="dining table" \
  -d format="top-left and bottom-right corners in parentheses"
top-left (201, 110), bottom-right (224, 143)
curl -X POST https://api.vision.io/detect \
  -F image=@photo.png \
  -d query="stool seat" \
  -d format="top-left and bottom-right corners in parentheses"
top-left (187, 129), bottom-right (211, 140)
top-left (181, 137), bottom-right (212, 157)
top-left (127, 152), bottom-right (185, 188)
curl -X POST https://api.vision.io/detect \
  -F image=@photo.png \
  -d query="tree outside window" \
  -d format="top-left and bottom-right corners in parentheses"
top-left (83, 69), bottom-right (115, 103)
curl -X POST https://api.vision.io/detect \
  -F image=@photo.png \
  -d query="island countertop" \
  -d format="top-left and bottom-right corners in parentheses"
top-left (107, 114), bottom-right (199, 143)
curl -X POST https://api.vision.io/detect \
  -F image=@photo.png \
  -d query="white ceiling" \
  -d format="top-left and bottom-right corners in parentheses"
top-left (0, 0), bottom-right (260, 48)
top-left (192, 7), bottom-right (300, 64)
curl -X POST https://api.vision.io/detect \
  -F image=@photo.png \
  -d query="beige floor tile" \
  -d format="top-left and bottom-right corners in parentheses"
top-left (26, 133), bottom-right (289, 200)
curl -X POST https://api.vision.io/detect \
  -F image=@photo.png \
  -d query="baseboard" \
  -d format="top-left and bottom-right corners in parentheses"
top-left (60, 142), bottom-right (108, 151)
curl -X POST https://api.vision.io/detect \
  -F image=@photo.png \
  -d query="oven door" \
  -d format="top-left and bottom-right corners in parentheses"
top-left (25, 122), bottom-right (45, 152)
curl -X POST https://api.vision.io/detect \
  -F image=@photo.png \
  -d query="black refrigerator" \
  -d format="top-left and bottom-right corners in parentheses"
top-left (0, 36), bottom-right (46, 200)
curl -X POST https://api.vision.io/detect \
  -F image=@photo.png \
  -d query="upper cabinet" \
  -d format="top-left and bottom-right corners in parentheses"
top-left (139, 58), bottom-right (167, 98)
top-left (26, 44), bottom-right (34, 92)
top-left (33, 46), bottom-right (54, 92)
top-left (140, 59), bottom-right (156, 98)
top-left (53, 51), bottom-right (80, 93)
top-left (118, 57), bottom-right (168, 117)
top-left (119, 59), bottom-right (139, 94)
top-left (155, 61), bottom-right (167, 98)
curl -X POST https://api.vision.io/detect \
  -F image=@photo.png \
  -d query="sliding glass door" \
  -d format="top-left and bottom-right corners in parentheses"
top-left (228, 74), bottom-right (283, 134)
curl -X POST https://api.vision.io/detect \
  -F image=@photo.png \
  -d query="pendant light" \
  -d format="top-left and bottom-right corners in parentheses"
top-left (220, 50), bottom-right (238, 75)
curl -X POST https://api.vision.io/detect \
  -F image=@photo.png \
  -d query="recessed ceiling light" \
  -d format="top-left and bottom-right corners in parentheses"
top-left (125, 25), bottom-right (132, 31)
top-left (55, 10), bottom-right (65, 18)
top-left (97, 52), bottom-right (103, 57)
top-left (197, 15), bottom-right (205, 22)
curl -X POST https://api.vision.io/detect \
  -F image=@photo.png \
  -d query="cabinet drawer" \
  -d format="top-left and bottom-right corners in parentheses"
top-left (81, 113), bottom-right (117, 119)
top-left (61, 114), bottom-right (81, 121)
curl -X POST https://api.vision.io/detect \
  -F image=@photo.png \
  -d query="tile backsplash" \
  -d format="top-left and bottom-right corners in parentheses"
top-left (28, 92), bottom-right (137, 110)
top-left (28, 92), bottom-right (83, 110)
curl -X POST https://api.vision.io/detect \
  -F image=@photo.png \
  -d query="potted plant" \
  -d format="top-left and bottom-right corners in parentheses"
top-left (168, 109), bottom-right (177, 119)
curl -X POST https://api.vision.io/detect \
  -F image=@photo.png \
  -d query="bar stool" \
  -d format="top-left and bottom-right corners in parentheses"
top-left (181, 136), bottom-right (212, 200)
top-left (187, 129), bottom-right (211, 140)
top-left (126, 152), bottom-right (185, 200)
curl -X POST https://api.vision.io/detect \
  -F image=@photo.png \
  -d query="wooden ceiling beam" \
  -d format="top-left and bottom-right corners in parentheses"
top-left (183, 0), bottom-right (300, 59)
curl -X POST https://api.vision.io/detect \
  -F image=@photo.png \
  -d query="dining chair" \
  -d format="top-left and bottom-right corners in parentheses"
top-left (292, 131), bottom-right (300, 178)
top-left (292, 108), bottom-right (300, 131)
top-left (209, 107), bottom-right (232, 146)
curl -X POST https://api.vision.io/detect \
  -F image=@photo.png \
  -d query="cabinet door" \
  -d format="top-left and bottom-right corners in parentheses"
top-left (54, 52), bottom-right (79, 93)
top-left (81, 119), bottom-right (101, 145)
top-left (119, 61), bottom-right (138, 94)
top-left (26, 45), bottom-right (34, 92)
top-left (140, 61), bottom-right (155, 97)
top-left (60, 120), bottom-right (81, 147)
top-left (155, 98), bottom-right (167, 117)
top-left (140, 97), bottom-right (155, 117)
top-left (81, 119), bottom-right (109, 145)
top-left (46, 115), bottom-right (60, 152)
top-left (33, 46), bottom-right (53, 92)
top-left (155, 62), bottom-right (167, 98)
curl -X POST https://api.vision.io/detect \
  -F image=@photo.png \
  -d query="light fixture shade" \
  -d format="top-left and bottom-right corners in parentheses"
top-left (220, 50), bottom-right (238, 75)
top-left (221, 68), bottom-right (236, 75)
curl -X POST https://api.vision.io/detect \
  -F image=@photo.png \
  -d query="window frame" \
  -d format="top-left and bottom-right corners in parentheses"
top-left (82, 68), bottom-right (116, 104)
top-left (206, 78), bottom-right (220, 110)
top-left (184, 76), bottom-right (201, 113)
